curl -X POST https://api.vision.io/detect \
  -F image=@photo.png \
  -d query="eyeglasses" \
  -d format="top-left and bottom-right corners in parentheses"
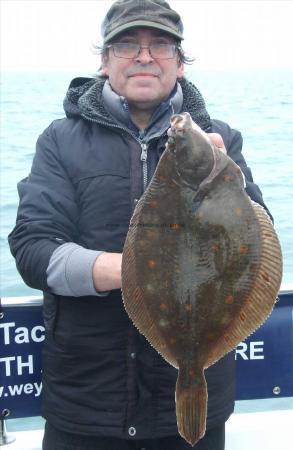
top-left (106, 42), bottom-right (179, 59)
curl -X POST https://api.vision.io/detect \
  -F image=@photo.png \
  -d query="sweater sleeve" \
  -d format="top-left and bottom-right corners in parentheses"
top-left (46, 243), bottom-right (109, 297)
top-left (8, 122), bottom-right (83, 292)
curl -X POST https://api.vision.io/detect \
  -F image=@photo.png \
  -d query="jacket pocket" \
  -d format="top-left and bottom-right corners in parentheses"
top-left (75, 172), bottom-right (132, 251)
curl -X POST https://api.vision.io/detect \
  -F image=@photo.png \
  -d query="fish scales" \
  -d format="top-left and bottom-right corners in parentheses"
top-left (121, 112), bottom-right (282, 446)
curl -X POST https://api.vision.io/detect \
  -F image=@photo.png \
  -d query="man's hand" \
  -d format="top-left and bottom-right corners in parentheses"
top-left (208, 131), bottom-right (246, 186)
top-left (208, 132), bottom-right (227, 154)
top-left (93, 252), bottom-right (122, 292)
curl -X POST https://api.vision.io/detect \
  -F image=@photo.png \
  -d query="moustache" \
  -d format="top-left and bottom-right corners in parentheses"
top-left (126, 66), bottom-right (161, 77)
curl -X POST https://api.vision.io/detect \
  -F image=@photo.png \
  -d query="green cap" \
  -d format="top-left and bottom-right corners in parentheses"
top-left (102, 0), bottom-right (184, 44)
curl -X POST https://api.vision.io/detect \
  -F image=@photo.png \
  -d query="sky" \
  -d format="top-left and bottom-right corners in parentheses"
top-left (1, 0), bottom-right (293, 72)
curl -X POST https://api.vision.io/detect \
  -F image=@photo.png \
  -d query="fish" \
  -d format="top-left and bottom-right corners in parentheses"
top-left (121, 112), bottom-right (283, 446)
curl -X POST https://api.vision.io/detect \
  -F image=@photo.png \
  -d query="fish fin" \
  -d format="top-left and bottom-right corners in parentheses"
top-left (233, 200), bottom-right (282, 330)
top-left (206, 200), bottom-right (282, 367)
top-left (122, 216), bottom-right (178, 368)
top-left (176, 366), bottom-right (207, 447)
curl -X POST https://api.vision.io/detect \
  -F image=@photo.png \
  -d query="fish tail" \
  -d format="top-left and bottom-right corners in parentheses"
top-left (175, 367), bottom-right (207, 447)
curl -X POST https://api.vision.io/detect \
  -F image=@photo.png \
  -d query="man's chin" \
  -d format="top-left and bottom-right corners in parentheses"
top-left (127, 95), bottom-right (162, 109)
top-left (126, 88), bottom-right (161, 104)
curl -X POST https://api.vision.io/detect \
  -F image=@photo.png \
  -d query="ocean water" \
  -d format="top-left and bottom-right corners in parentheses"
top-left (1, 69), bottom-right (292, 297)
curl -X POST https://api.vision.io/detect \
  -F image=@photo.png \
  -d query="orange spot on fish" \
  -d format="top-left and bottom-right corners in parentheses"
top-left (240, 312), bottom-right (246, 321)
top-left (212, 244), bottom-right (220, 252)
top-left (149, 200), bottom-right (159, 208)
top-left (225, 295), bottom-right (234, 305)
top-left (170, 223), bottom-right (180, 230)
top-left (160, 303), bottom-right (168, 311)
top-left (235, 208), bottom-right (242, 217)
top-left (239, 245), bottom-right (249, 254)
top-left (185, 303), bottom-right (192, 312)
top-left (147, 260), bottom-right (157, 269)
top-left (224, 335), bottom-right (230, 342)
top-left (223, 175), bottom-right (233, 182)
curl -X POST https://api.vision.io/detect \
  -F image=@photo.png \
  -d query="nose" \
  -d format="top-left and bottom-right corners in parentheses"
top-left (135, 46), bottom-right (154, 63)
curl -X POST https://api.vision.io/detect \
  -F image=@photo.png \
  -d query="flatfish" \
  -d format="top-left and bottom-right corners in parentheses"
top-left (121, 112), bottom-right (282, 446)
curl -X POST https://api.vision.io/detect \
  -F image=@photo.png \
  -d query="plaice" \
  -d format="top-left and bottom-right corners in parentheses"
top-left (121, 112), bottom-right (283, 446)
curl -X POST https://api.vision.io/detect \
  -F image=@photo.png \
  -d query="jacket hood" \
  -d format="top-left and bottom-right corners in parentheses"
top-left (63, 76), bottom-right (211, 132)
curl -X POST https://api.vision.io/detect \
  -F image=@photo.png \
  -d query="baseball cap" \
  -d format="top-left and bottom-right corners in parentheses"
top-left (101, 0), bottom-right (184, 44)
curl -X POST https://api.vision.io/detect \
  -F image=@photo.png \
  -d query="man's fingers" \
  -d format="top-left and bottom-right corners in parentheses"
top-left (208, 132), bottom-right (227, 154)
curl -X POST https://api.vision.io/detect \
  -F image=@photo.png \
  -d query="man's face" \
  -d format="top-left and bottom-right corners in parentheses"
top-left (102, 28), bottom-right (184, 110)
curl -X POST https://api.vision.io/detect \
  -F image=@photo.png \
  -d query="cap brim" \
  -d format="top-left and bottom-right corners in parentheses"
top-left (104, 20), bottom-right (184, 44)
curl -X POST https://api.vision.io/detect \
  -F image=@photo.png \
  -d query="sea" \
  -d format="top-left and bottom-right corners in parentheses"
top-left (1, 69), bottom-right (292, 298)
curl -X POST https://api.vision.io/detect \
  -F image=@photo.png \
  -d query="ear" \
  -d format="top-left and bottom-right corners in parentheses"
top-left (177, 61), bottom-right (184, 80)
top-left (101, 54), bottom-right (109, 77)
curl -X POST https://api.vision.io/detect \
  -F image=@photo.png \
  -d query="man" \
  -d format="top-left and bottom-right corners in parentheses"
top-left (8, 1), bottom-right (269, 449)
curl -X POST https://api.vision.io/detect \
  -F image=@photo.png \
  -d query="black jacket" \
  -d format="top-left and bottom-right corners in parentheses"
top-left (9, 77), bottom-right (268, 439)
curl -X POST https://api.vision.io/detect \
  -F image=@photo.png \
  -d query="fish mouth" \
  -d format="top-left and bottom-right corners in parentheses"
top-left (166, 131), bottom-right (176, 153)
top-left (170, 114), bottom-right (187, 130)
top-left (166, 114), bottom-right (187, 153)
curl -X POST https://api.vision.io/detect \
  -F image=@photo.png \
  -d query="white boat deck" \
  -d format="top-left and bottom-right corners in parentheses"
top-left (226, 408), bottom-right (293, 450)
top-left (2, 398), bottom-right (293, 449)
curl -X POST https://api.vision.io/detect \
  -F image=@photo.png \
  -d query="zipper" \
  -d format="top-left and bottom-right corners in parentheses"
top-left (82, 113), bottom-right (149, 192)
top-left (140, 142), bottom-right (148, 191)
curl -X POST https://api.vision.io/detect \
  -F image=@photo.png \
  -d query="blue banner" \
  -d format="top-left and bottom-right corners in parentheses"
top-left (1, 291), bottom-right (293, 419)
top-left (235, 291), bottom-right (293, 399)
top-left (0, 301), bottom-right (44, 418)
